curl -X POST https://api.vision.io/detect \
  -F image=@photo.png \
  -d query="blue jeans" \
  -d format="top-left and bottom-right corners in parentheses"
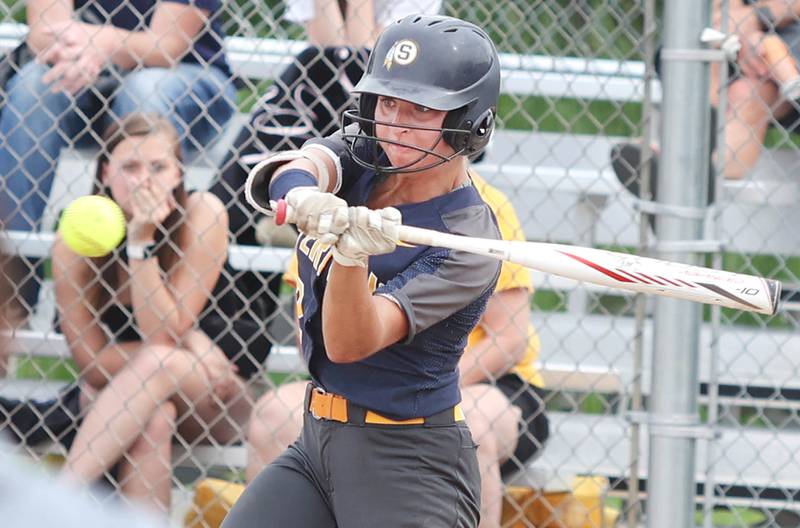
top-left (0, 61), bottom-right (236, 232)
top-left (0, 61), bottom-right (236, 310)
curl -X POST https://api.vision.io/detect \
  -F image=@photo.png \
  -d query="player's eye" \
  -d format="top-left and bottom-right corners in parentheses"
top-left (415, 105), bottom-right (430, 113)
top-left (150, 161), bottom-right (168, 173)
top-left (380, 97), bottom-right (396, 108)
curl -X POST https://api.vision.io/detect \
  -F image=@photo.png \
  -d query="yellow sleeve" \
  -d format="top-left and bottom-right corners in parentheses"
top-left (471, 172), bottom-right (544, 387)
top-left (472, 173), bottom-right (533, 294)
top-left (283, 253), bottom-right (299, 288)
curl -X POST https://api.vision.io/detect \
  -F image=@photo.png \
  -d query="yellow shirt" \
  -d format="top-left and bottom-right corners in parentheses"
top-left (467, 172), bottom-right (543, 387)
top-left (282, 171), bottom-right (543, 388)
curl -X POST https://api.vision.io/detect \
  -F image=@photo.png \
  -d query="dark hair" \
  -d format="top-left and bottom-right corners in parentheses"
top-left (93, 113), bottom-right (188, 274)
top-left (93, 112), bottom-right (184, 194)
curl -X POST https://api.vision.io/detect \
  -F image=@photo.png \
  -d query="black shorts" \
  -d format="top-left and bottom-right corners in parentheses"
top-left (0, 382), bottom-right (82, 448)
top-left (488, 373), bottom-right (550, 479)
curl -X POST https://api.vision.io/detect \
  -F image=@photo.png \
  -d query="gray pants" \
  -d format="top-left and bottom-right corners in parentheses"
top-left (224, 389), bottom-right (481, 528)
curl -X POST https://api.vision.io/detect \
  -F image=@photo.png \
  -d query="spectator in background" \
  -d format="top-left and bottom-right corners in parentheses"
top-left (209, 0), bottom-right (440, 334)
top-left (246, 172), bottom-right (549, 528)
top-left (52, 114), bottom-right (252, 513)
top-left (0, 259), bottom-right (166, 528)
top-left (0, 0), bottom-right (236, 323)
top-left (711, 0), bottom-right (800, 179)
top-left (611, 0), bottom-right (800, 211)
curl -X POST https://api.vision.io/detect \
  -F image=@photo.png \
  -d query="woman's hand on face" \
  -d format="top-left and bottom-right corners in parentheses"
top-left (127, 183), bottom-right (177, 242)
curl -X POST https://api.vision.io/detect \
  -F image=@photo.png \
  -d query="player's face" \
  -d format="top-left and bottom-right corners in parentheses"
top-left (374, 96), bottom-right (455, 169)
top-left (102, 133), bottom-right (181, 215)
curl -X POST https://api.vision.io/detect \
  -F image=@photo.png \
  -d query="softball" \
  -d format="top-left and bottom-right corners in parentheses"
top-left (59, 195), bottom-right (126, 258)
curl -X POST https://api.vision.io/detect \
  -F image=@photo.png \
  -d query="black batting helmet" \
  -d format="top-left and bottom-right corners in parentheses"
top-left (342, 15), bottom-right (501, 173)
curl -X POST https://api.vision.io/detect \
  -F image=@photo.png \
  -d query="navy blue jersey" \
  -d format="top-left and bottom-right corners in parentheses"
top-left (74, 0), bottom-right (230, 76)
top-left (293, 131), bottom-right (502, 419)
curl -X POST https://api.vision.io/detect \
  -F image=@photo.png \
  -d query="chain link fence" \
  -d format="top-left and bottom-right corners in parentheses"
top-left (0, 1), bottom-right (798, 527)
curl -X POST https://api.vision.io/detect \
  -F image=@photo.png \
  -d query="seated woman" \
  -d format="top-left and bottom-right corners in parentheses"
top-left (53, 113), bottom-right (254, 512)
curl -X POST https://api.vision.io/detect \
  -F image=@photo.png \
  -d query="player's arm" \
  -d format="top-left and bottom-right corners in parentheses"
top-left (128, 192), bottom-right (227, 343)
top-left (324, 207), bottom-right (501, 362)
top-left (53, 237), bottom-right (142, 390)
top-left (245, 126), bottom-right (366, 215)
top-left (323, 263), bottom-right (408, 362)
top-left (321, 207), bottom-right (407, 361)
top-left (458, 287), bottom-right (530, 385)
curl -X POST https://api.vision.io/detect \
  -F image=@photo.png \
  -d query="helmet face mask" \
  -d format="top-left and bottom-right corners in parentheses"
top-left (341, 107), bottom-right (473, 174)
top-left (342, 15), bottom-right (501, 174)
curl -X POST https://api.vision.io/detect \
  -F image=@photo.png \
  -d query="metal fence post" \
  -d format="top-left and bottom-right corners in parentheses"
top-left (647, 1), bottom-right (711, 527)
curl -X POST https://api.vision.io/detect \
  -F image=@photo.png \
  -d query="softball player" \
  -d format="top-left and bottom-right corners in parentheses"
top-left (223, 15), bottom-right (503, 528)
top-left (246, 172), bottom-right (550, 528)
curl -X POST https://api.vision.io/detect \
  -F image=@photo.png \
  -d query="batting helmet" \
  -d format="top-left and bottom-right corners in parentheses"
top-left (342, 15), bottom-right (501, 173)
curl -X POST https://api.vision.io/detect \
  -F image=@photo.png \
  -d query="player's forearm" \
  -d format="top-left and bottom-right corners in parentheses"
top-left (322, 264), bottom-right (386, 362)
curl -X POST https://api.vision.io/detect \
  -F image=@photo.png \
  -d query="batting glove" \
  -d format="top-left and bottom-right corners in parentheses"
top-left (332, 206), bottom-right (402, 268)
top-left (285, 187), bottom-right (349, 244)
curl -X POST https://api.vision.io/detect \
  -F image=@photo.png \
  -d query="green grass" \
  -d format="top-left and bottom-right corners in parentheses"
top-left (266, 370), bottom-right (308, 387)
top-left (578, 393), bottom-right (609, 414)
top-left (532, 290), bottom-right (567, 313)
top-left (15, 356), bottom-right (77, 382)
top-left (694, 507), bottom-right (767, 527)
top-left (498, 95), bottom-right (642, 136)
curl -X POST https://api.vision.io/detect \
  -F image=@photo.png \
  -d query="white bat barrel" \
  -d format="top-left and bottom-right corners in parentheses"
top-left (276, 201), bottom-right (781, 316)
top-left (398, 226), bottom-right (780, 316)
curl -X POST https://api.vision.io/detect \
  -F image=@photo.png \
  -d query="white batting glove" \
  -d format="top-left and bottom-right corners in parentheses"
top-left (332, 206), bottom-right (402, 268)
top-left (285, 187), bottom-right (349, 244)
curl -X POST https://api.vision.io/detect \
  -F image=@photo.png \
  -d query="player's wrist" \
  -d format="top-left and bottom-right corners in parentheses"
top-left (269, 169), bottom-right (318, 202)
top-left (331, 246), bottom-right (368, 268)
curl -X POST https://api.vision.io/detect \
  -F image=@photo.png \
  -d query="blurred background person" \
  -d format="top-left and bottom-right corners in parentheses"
top-left (0, 228), bottom-right (164, 528)
top-left (0, 0), bottom-right (236, 324)
top-left (53, 114), bottom-right (251, 513)
top-left (611, 0), bottom-right (800, 213)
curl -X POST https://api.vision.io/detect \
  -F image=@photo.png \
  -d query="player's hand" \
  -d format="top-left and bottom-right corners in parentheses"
top-left (332, 206), bottom-right (401, 268)
top-left (284, 187), bottom-right (349, 244)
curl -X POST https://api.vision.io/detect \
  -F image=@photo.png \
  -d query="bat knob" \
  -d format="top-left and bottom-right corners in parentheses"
top-left (275, 199), bottom-right (288, 226)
